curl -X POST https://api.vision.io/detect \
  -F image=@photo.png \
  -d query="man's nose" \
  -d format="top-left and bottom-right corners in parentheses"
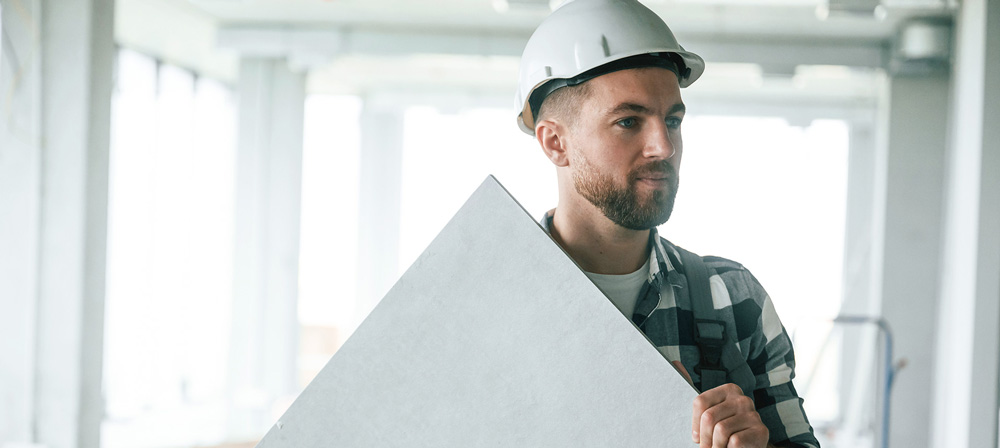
top-left (643, 122), bottom-right (675, 159)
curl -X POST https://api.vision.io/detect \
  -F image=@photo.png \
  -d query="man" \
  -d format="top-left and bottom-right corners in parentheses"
top-left (516, 1), bottom-right (820, 447)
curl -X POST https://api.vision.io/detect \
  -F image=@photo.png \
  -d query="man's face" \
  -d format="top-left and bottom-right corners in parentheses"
top-left (564, 67), bottom-right (685, 230)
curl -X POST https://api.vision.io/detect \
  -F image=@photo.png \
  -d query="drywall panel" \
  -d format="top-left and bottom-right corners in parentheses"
top-left (257, 176), bottom-right (696, 447)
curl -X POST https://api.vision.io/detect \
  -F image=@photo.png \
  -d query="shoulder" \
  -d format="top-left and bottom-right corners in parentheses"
top-left (702, 255), bottom-right (747, 275)
top-left (704, 255), bottom-right (768, 309)
top-left (660, 237), bottom-right (768, 306)
top-left (658, 235), bottom-right (748, 278)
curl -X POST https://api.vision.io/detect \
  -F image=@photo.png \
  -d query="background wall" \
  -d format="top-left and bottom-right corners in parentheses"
top-left (2, 0), bottom-right (998, 447)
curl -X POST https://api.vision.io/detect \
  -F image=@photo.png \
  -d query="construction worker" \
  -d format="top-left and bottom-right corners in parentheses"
top-left (517, 1), bottom-right (820, 447)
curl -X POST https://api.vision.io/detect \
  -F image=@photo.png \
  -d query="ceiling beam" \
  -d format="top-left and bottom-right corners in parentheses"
top-left (217, 26), bottom-right (889, 71)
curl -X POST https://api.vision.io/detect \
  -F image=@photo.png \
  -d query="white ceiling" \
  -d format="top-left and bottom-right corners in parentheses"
top-left (114, 0), bottom-right (953, 100)
top-left (181, 0), bottom-right (950, 38)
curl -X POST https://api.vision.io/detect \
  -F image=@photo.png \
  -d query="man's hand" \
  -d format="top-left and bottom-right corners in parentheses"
top-left (691, 383), bottom-right (769, 448)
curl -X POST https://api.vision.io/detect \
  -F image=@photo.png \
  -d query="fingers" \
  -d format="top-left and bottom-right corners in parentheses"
top-left (691, 383), bottom-right (744, 443)
top-left (692, 383), bottom-right (768, 448)
top-left (702, 401), bottom-right (738, 448)
top-left (731, 425), bottom-right (769, 448)
top-left (709, 411), bottom-right (767, 448)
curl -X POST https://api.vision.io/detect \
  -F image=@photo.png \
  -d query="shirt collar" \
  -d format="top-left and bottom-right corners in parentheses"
top-left (539, 209), bottom-right (679, 284)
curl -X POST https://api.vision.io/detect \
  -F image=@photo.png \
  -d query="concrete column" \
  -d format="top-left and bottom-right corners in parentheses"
top-left (0, 2), bottom-right (43, 445)
top-left (356, 99), bottom-right (405, 320)
top-left (839, 72), bottom-right (950, 448)
top-left (228, 57), bottom-right (305, 439)
top-left (837, 118), bottom-right (881, 437)
top-left (0, 0), bottom-right (115, 446)
top-left (877, 75), bottom-right (950, 448)
top-left (931, 0), bottom-right (1000, 446)
top-left (841, 122), bottom-right (879, 317)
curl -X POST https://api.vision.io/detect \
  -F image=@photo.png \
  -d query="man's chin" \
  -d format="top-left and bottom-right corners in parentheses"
top-left (606, 203), bottom-right (674, 231)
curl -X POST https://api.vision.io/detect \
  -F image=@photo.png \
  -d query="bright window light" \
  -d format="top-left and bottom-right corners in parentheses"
top-left (103, 49), bottom-right (237, 448)
top-left (398, 106), bottom-right (555, 274)
top-left (662, 116), bottom-right (847, 324)
top-left (297, 94), bottom-right (362, 387)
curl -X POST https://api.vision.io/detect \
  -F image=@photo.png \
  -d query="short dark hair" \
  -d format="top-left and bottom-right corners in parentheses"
top-left (535, 82), bottom-right (591, 129)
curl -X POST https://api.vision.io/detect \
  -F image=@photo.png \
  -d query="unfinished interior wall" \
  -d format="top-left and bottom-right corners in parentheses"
top-left (931, 0), bottom-right (1000, 446)
top-left (0, 0), bottom-right (115, 446)
top-left (879, 74), bottom-right (950, 448)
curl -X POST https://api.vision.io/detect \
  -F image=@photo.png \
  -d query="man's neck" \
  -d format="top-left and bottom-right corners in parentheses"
top-left (550, 205), bottom-right (651, 275)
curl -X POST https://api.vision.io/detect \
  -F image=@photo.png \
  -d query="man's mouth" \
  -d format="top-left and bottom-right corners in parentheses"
top-left (635, 176), bottom-right (671, 189)
top-left (635, 172), bottom-right (671, 182)
top-left (632, 162), bottom-right (676, 185)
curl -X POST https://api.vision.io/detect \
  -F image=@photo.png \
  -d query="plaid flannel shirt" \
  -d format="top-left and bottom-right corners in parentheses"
top-left (541, 213), bottom-right (819, 447)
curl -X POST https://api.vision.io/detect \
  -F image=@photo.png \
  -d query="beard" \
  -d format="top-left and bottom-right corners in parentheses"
top-left (572, 154), bottom-right (679, 231)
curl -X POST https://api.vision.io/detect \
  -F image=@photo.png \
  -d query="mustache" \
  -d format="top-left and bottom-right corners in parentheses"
top-left (629, 161), bottom-right (676, 181)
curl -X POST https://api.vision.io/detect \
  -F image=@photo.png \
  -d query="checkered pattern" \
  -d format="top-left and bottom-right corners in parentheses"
top-left (541, 215), bottom-right (819, 447)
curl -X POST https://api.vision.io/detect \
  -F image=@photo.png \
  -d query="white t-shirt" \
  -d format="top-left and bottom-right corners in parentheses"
top-left (584, 257), bottom-right (651, 318)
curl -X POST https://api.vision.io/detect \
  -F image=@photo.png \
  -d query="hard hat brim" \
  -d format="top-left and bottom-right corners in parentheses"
top-left (517, 49), bottom-right (704, 135)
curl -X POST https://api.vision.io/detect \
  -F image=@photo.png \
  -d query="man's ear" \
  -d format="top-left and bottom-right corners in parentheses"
top-left (536, 119), bottom-right (570, 168)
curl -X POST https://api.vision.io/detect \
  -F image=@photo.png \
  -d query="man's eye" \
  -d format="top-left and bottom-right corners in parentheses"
top-left (617, 117), bottom-right (637, 128)
top-left (666, 116), bottom-right (683, 129)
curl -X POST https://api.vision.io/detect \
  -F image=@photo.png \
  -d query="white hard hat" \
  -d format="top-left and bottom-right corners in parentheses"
top-left (516, 0), bottom-right (705, 135)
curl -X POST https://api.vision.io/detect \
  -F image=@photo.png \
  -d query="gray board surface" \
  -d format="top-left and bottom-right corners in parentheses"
top-left (257, 176), bottom-right (697, 447)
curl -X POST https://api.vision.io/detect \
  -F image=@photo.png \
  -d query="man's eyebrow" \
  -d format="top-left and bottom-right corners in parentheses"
top-left (603, 102), bottom-right (687, 117)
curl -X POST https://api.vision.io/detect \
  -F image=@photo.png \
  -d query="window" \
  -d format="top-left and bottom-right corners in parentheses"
top-left (103, 49), bottom-right (237, 448)
top-left (662, 116), bottom-right (848, 325)
top-left (398, 106), bottom-right (556, 272)
top-left (297, 94), bottom-right (363, 386)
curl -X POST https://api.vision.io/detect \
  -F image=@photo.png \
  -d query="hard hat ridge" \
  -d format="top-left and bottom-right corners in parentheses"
top-left (516, 0), bottom-right (705, 135)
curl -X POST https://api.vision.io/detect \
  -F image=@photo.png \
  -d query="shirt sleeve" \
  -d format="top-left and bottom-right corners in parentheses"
top-left (737, 268), bottom-right (821, 448)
